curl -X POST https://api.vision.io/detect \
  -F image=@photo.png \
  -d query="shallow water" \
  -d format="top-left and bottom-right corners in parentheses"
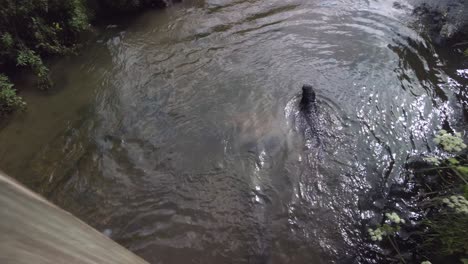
top-left (1, 0), bottom-right (467, 263)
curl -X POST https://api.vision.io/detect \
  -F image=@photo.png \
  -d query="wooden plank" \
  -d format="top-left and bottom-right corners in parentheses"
top-left (0, 172), bottom-right (149, 264)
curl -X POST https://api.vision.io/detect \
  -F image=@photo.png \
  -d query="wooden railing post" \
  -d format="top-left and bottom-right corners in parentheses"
top-left (0, 172), bottom-right (149, 264)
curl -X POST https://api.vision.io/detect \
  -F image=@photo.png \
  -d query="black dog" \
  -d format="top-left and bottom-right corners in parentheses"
top-left (300, 84), bottom-right (316, 107)
top-left (299, 84), bottom-right (320, 147)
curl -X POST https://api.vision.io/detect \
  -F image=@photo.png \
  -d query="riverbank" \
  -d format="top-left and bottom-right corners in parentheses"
top-left (0, 0), bottom-right (172, 116)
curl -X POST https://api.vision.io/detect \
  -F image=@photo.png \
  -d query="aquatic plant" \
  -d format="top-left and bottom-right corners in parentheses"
top-left (441, 195), bottom-right (468, 214)
top-left (422, 212), bottom-right (468, 257)
top-left (368, 227), bottom-right (384, 242)
top-left (367, 128), bottom-right (468, 263)
top-left (385, 212), bottom-right (406, 224)
top-left (433, 130), bottom-right (466, 152)
top-left (367, 212), bottom-right (408, 262)
top-left (368, 212), bottom-right (405, 241)
top-left (423, 156), bottom-right (441, 166)
top-left (413, 130), bottom-right (468, 261)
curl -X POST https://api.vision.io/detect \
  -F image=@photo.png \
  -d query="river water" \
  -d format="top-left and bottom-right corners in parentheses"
top-left (1, 0), bottom-right (467, 263)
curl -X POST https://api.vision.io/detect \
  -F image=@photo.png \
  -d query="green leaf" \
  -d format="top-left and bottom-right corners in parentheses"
top-left (448, 158), bottom-right (460, 165)
top-left (456, 166), bottom-right (468, 177)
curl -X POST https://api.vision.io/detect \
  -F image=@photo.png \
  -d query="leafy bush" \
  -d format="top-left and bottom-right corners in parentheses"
top-left (0, 74), bottom-right (25, 114)
top-left (0, 0), bottom-right (93, 92)
top-left (16, 49), bottom-right (50, 89)
top-left (68, 0), bottom-right (89, 32)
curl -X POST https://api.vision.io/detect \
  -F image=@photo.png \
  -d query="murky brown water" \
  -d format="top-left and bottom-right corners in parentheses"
top-left (1, 0), bottom-right (467, 263)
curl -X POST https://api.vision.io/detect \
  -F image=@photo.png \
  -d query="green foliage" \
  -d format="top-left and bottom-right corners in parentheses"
top-left (422, 212), bottom-right (468, 256)
top-left (456, 166), bottom-right (468, 178)
top-left (433, 130), bottom-right (466, 152)
top-left (1, 33), bottom-right (14, 49)
top-left (372, 129), bottom-right (468, 262)
top-left (16, 49), bottom-right (50, 89)
top-left (424, 156), bottom-right (441, 166)
top-left (0, 0), bottom-right (168, 115)
top-left (368, 212), bottom-right (405, 242)
top-left (0, 74), bottom-right (25, 114)
top-left (16, 50), bottom-right (41, 67)
top-left (0, 0), bottom-right (93, 90)
top-left (464, 48), bottom-right (468, 57)
top-left (68, 0), bottom-right (89, 32)
top-left (416, 133), bottom-right (468, 260)
top-left (385, 212), bottom-right (406, 224)
top-left (368, 224), bottom-right (401, 241)
top-left (441, 195), bottom-right (468, 214)
top-left (0, 0), bottom-right (168, 95)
